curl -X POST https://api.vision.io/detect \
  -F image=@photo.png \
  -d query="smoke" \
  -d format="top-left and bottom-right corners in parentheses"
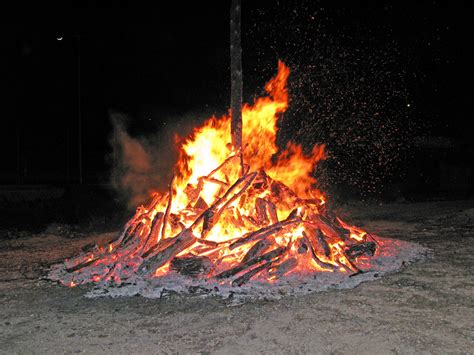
top-left (109, 111), bottom-right (175, 208)
top-left (108, 109), bottom-right (218, 209)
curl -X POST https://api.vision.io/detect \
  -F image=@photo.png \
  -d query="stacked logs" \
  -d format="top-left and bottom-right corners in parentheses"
top-left (63, 155), bottom-right (377, 287)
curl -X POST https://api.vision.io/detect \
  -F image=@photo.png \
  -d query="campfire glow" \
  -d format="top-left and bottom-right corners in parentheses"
top-left (58, 61), bottom-right (389, 288)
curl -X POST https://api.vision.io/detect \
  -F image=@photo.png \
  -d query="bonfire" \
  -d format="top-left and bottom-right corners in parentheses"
top-left (48, 0), bottom-right (429, 300)
top-left (49, 60), bottom-right (420, 296)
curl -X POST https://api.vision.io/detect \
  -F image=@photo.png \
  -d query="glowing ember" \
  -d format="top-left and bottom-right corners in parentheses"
top-left (50, 61), bottom-right (412, 291)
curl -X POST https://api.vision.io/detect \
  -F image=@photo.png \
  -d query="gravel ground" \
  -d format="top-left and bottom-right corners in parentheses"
top-left (0, 200), bottom-right (473, 354)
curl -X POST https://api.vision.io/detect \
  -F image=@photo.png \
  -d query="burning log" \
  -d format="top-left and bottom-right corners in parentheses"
top-left (302, 232), bottom-right (337, 270)
top-left (252, 170), bottom-right (269, 190)
top-left (194, 197), bottom-right (208, 210)
top-left (66, 258), bottom-right (99, 273)
top-left (232, 259), bottom-right (279, 287)
top-left (318, 214), bottom-right (349, 240)
top-left (216, 246), bottom-right (287, 279)
top-left (255, 198), bottom-right (269, 225)
top-left (268, 257), bottom-right (298, 279)
top-left (119, 194), bottom-right (163, 245)
top-left (195, 172), bottom-right (257, 236)
top-left (315, 229), bottom-right (331, 257)
top-left (230, 209), bottom-right (299, 249)
top-left (184, 183), bottom-right (200, 206)
top-left (141, 234), bottom-right (176, 259)
top-left (345, 241), bottom-right (376, 259)
top-left (120, 220), bottom-right (142, 246)
top-left (170, 255), bottom-right (212, 277)
top-left (302, 198), bottom-right (322, 205)
top-left (241, 238), bottom-right (273, 264)
top-left (160, 177), bottom-right (175, 242)
top-left (229, 216), bottom-right (300, 250)
top-left (305, 218), bottom-right (344, 243)
top-left (140, 212), bottom-right (164, 252)
top-left (201, 176), bottom-right (229, 189)
top-left (297, 238), bottom-right (308, 254)
top-left (270, 180), bottom-right (298, 202)
top-left (341, 256), bottom-right (362, 274)
top-left (286, 208), bottom-right (299, 220)
top-left (138, 229), bottom-right (196, 276)
top-left (217, 172), bottom-right (257, 212)
top-left (201, 210), bottom-right (215, 236)
top-left (195, 238), bottom-right (220, 247)
top-left (241, 215), bottom-right (260, 228)
top-left (235, 207), bottom-right (245, 227)
top-left (206, 154), bottom-right (239, 179)
top-left (264, 200), bottom-right (279, 224)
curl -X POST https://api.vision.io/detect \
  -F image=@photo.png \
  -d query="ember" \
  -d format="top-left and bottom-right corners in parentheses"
top-left (49, 61), bottom-right (426, 296)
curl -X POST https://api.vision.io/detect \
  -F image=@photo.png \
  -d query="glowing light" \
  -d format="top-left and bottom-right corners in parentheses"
top-left (56, 61), bottom-right (378, 287)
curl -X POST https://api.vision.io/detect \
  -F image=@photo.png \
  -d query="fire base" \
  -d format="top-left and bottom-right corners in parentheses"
top-left (49, 236), bottom-right (429, 302)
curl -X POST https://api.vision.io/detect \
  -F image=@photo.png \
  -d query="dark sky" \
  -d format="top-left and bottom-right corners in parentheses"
top-left (2, 1), bottom-right (473, 185)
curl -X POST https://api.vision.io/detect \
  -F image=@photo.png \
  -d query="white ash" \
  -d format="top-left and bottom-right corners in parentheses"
top-left (48, 236), bottom-right (430, 303)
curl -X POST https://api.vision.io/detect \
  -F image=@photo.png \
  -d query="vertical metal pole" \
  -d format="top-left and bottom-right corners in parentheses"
top-left (230, 0), bottom-right (243, 161)
top-left (77, 35), bottom-right (83, 185)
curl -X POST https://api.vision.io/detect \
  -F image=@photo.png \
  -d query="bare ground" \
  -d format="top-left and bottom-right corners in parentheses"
top-left (0, 200), bottom-right (473, 354)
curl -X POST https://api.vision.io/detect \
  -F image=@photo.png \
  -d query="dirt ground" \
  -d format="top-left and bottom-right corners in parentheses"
top-left (0, 200), bottom-right (473, 354)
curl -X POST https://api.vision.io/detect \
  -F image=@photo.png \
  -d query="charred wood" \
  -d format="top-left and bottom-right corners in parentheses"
top-left (229, 216), bottom-right (300, 250)
top-left (241, 238), bottom-right (273, 264)
top-left (314, 228), bottom-right (331, 258)
top-left (232, 260), bottom-right (278, 287)
top-left (160, 177), bottom-right (175, 242)
top-left (349, 269), bottom-right (365, 278)
top-left (270, 180), bottom-right (298, 201)
top-left (319, 214), bottom-right (349, 240)
top-left (255, 198), bottom-right (269, 225)
top-left (302, 232), bottom-right (337, 270)
top-left (81, 242), bottom-right (96, 252)
top-left (139, 229), bottom-right (196, 276)
top-left (252, 170), bottom-right (269, 190)
top-left (286, 208), bottom-right (299, 220)
top-left (268, 257), bottom-right (298, 279)
top-left (297, 238), bottom-right (308, 254)
top-left (193, 172), bottom-right (257, 235)
top-left (201, 210), bottom-right (215, 236)
top-left (170, 255), bottom-right (212, 277)
top-left (345, 241), bottom-right (376, 259)
top-left (265, 200), bottom-right (279, 224)
top-left (66, 258), bottom-right (99, 273)
top-left (241, 215), bottom-right (260, 228)
top-left (140, 212), bottom-right (164, 252)
top-left (216, 246), bottom-right (287, 279)
top-left (194, 197), bottom-right (209, 210)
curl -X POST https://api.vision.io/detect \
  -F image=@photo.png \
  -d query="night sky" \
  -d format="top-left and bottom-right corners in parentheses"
top-left (2, 1), bottom-right (473, 195)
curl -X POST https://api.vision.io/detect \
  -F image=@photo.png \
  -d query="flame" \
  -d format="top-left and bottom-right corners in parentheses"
top-left (174, 61), bottom-right (324, 207)
top-left (60, 61), bottom-right (378, 287)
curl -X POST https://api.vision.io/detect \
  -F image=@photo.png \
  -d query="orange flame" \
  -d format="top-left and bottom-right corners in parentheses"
top-left (62, 61), bottom-right (375, 286)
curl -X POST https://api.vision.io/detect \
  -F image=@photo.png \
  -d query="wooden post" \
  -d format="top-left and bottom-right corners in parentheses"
top-left (230, 0), bottom-right (243, 172)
